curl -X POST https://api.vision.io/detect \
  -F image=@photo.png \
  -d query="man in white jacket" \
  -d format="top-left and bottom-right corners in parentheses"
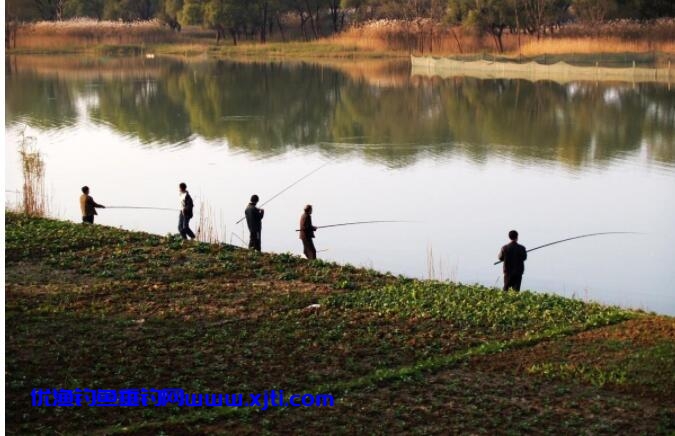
top-left (178, 182), bottom-right (195, 240)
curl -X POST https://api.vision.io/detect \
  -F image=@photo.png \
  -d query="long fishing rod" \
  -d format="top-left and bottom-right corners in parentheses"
top-left (295, 220), bottom-right (416, 231)
top-left (106, 206), bottom-right (177, 212)
top-left (235, 161), bottom-right (330, 224)
top-left (493, 232), bottom-right (640, 265)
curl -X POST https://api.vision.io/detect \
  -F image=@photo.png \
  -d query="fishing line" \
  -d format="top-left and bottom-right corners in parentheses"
top-left (295, 220), bottom-right (416, 231)
top-left (106, 206), bottom-right (177, 212)
top-left (493, 232), bottom-right (641, 265)
top-left (230, 232), bottom-right (247, 245)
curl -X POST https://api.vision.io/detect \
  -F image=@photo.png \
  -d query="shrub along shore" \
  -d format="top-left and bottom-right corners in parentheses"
top-left (5, 212), bottom-right (675, 434)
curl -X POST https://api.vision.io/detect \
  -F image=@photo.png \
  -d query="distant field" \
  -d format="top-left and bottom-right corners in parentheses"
top-left (5, 213), bottom-right (675, 434)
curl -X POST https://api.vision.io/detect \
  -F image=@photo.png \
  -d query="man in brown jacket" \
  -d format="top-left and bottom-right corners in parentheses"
top-left (80, 186), bottom-right (105, 224)
top-left (299, 204), bottom-right (318, 259)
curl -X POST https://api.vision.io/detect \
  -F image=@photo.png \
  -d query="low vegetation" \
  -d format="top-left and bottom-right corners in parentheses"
top-left (5, 212), bottom-right (674, 434)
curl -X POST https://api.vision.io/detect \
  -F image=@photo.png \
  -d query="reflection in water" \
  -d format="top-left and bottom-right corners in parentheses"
top-left (6, 55), bottom-right (675, 168)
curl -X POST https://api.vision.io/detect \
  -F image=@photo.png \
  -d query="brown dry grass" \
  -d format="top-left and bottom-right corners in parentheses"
top-left (195, 199), bottom-right (226, 244)
top-left (520, 37), bottom-right (675, 56)
top-left (331, 20), bottom-right (494, 55)
top-left (17, 128), bottom-right (48, 217)
top-left (14, 18), bottom-right (179, 49)
top-left (333, 19), bottom-right (675, 56)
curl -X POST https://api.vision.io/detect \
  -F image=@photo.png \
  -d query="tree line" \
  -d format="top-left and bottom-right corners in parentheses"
top-left (6, 0), bottom-right (675, 47)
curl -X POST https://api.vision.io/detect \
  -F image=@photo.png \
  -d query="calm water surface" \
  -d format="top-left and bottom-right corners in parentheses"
top-left (5, 55), bottom-right (675, 314)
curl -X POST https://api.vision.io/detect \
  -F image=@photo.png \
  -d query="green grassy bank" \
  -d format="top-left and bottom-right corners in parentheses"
top-left (5, 212), bottom-right (675, 434)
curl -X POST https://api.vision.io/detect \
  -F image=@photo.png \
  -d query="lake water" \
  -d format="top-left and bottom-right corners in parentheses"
top-left (5, 55), bottom-right (675, 315)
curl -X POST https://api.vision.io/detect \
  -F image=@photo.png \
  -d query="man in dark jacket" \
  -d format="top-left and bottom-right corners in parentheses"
top-left (245, 194), bottom-right (264, 251)
top-left (498, 230), bottom-right (527, 291)
top-left (299, 204), bottom-right (318, 259)
top-left (178, 182), bottom-right (195, 240)
top-left (79, 186), bottom-right (105, 224)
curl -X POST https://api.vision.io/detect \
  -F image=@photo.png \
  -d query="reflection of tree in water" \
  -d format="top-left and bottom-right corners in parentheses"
top-left (4, 57), bottom-right (675, 168)
top-left (89, 66), bottom-right (192, 145)
top-left (399, 78), bottom-right (674, 168)
top-left (175, 61), bottom-right (336, 154)
top-left (5, 71), bottom-right (78, 129)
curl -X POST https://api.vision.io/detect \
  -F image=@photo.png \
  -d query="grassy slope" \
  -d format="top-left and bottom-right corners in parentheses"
top-left (5, 212), bottom-right (675, 434)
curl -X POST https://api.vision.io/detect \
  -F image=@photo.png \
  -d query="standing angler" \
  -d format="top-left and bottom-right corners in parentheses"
top-left (299, 204), bottom-right (318, 259)
top-left (245, 194), bottom-right (264, 251)
top-left (80, 186), bottom-right (105, 224)
top-left (498, 230), bottom-right (527, 291)
top-left (178, 183), bottom-right (195, 240)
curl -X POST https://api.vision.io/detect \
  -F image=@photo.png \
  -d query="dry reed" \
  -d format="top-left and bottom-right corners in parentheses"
top-left (426, 243), bottom-right (436, 280)
top-left (520, 37), bottom-right (675, 56)
top-left (14, 18), bottom-right (179, 49)
top-left (17, 128), bottom-right (48, 217)
top-left (426, 243), bottom-right (458, 282)
top-left (332, 18), bottom-right (675, 56)
top-left (195, 198), bottom-right (226, 244)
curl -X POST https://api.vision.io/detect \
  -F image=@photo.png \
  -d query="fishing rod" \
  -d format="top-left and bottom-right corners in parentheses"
top-left (106, 206), bottom-right (177, 212)
top-left (493, 232), bottom-right (640, 265)
top-left (235, 161), bottom-right (329, 225)
top-left (295, 220), bottom-right (416, 231)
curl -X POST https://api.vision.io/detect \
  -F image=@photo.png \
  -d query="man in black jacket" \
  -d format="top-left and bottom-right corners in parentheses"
top-left (178, 182), bottom-right (195, 240)
top-left (498, 230), bottom-right (527, 291)
top-left (299, 204), bottom-right (318, 259)
top-left (245, 194), bottom-right (264, 251)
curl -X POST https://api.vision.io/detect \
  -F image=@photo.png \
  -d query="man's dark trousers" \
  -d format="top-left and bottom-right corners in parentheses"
top-left (503, 274), bottom-right (523, 292)
top-left (249, 231), bottom-right (261, 251)
top-left (178, 213), bottom-right (195, 239)
top-left (302, 238), bottom-right (316, 259)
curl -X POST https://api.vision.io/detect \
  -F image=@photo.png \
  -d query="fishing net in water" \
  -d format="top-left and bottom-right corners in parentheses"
top-left (411, 54), bottom-right (674, 84)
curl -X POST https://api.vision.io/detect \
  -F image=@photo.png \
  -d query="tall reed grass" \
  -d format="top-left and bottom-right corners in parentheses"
top-left (426, 244), bottom-right (457, 282)
top-left (520, 37), bottom-right (675, 56)
top-left (17, 128), bottom-right (48, 217)
top-left (332, 18), bottom-right (675, 56)
top-left (195, 199), bottom-right (226, 244)
top-left (14, 18), bottom-right (180, 50)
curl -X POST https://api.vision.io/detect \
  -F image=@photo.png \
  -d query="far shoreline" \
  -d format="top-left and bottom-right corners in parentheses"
top-left (7, 19), bottom-right (675, 62)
